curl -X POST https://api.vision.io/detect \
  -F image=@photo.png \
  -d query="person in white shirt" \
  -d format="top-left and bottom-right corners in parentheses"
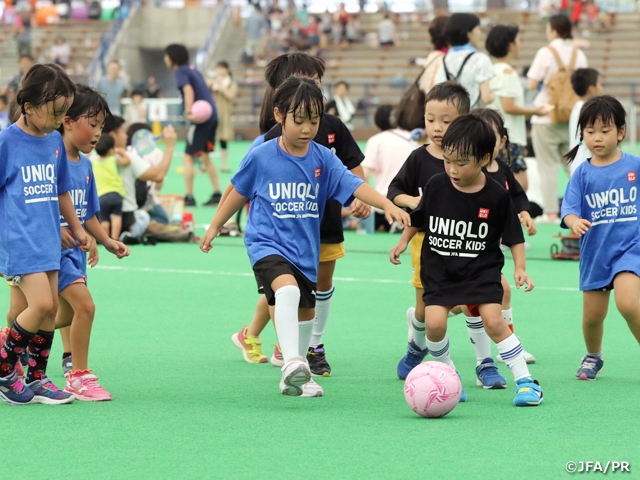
top-left (50, 36), bottom-right (71, 68)
top-left (378, 14), bottom-right (397, 47)
top-left (568, 68), bottom-right (603, 174)
top-left (527, 14), bottom-right (588, 222)
top-left (325, 81), bottom-right (356, 130)
top-left (361, 104), bottom-right (418, 231)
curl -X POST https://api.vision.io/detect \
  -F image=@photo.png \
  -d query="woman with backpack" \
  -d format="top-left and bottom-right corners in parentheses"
top-left (527, 14), bottom-right (588, 223)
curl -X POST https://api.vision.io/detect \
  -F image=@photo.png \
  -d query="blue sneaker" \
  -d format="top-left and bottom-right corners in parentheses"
top-left (397, 340), bottom-right (429, 380)
top-left (514, 378), bottom-right (543, 406)
top-left (576, 355), bottom-right (604, 381)
top-left (457, 373), bottom-right (467, 402)
top-left (475, 357), bottom-right (507, 389)
top-left (0, 370), bottom-right (34, 405)
top-left (26, 376), bottom-right (75, 405)
top-left (62, 355), bottom-right (72, 377)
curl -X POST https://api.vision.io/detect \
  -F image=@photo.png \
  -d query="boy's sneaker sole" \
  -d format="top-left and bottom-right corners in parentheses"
top-left (280, 358), bottom-right (311, 396)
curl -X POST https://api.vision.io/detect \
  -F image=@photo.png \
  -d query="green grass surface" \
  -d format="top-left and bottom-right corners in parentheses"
top-left (3, 141), bottom-right (640, 479)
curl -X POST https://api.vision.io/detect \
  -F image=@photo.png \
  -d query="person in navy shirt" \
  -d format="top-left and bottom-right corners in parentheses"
top-left (201, 77), bottom-right (409, 398)
top-left (164, 44), bottom-right (221, 207)
top-left (561, 95), bottom-right (640, 382)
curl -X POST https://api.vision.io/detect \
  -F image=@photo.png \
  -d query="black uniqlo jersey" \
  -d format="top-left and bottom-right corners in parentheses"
top-left (264, 114), bottom-right (364, 244)
top-left (485, 158), bottom-right (530, 213)
top-left (410, 173), bottom-right (525, 306)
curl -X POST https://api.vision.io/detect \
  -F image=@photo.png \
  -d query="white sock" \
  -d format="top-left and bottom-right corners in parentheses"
top-left (311, 286), bottom-right (334, 347)
top-left (425, 335), bottom-right (456, 370)
top-left (466, 316), bottom-right (492, 365)
top-left (502, 308), bottom-right (514, 331)
top-left (496, 334), bottom-right (530, 381)
top-left (411, 311), bottom-right (428, 349)
top-left (273, 285), bottom-right (301, 363)
top-left (587, 350), bottom-right (603, 359)
top-left (298, 319), bottom-right (314, 357)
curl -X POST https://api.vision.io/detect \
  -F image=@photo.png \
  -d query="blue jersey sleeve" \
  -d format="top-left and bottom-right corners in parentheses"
top-left (231, 152), bottom-right (259, 199)
top-left (561, 167), bottom-right (584, 228)
top-left (86, 161), bottom-right (100, 221)
top-left (57, 139), bottom-right (72, 195)
top-left (322, 148), bottom-right (364, 206)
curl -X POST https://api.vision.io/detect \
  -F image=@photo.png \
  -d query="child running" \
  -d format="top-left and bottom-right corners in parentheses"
top-left (390, 114), bottom-right (543, 406)
top-left (561, 95), bottom-right (640, 381)
top-left (201, 76), bottom-right (409, 397)
top-left (0, 64), bottom-right (90, 405)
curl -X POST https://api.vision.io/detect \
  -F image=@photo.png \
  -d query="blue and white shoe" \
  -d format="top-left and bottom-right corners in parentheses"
top-left (26, 376), bottom-right (75, 405)
top-left (457, 373), bottom-right (467, 402)
top-left (0, 370), bottom-right (34, 406)
top-left (62, 355), bottom-right (73, 377)
top-left (514, 378), bottom-right (543, 406)
top-left (475, 357), bottom-right (507, 389)
top-left (576, 355), bottom-right (604, 381)
top-left (397, 340), bottom-right (429, 380)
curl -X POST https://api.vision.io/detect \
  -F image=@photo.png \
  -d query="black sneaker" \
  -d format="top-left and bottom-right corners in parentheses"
top-left (184, 195), bottom-right (196, 207)
top-left (307, 344), bottom-right (331, 377)
top-left (203, 192), bottom-right (222, 206)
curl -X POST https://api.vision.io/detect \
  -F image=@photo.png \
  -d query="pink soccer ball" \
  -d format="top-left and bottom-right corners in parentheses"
top-left (190, 100), bottom-right (213, 124)
top-left (404, 361), bottom-right (462, 418)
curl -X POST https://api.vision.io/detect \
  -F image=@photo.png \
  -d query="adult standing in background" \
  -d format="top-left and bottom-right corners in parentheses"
top-left (527, 14), bottom-right (587, 223)
top-left (145, 75), bottom-right (163, 98)
top-left (97, 60), bottom-right (127, 115)
top-left (244, 4), bottom-right (269, 63)
top-left (164, 43), bottom-right (221, 207)
top-left (6, 55), bottom-right (34, 97)
top-left (209, 61), bottom-right (237, 173)
top-left (417, 15), bottom-right (449, 95)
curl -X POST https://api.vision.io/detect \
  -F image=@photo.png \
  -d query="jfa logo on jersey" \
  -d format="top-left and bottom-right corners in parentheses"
top-left (86, 175), bottom-right (91, 184)
top-left (314, 168), bottom-right (322, 178)
top-left (628, 172), bottom-right (636, 182)
top-left (327, 134), bottom-right (335, 144)
top-left (505, 181), bottom-right (510, 191)
top-left (478, 208), bottom-right (490, 219)
top-left (55, 148), bottom-right (60, 159)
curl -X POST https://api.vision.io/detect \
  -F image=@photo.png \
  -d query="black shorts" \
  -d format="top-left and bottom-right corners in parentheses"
top-left (122, 211), bottom-right (135, 232)
top-left (186, 119), bottom-right (218, 156)
top-left (590, 271), bottom-right (636, 292)
top-left (98, 192), bottom-right (123, 222)
top-left (253, 255), bottom-right (317, 308)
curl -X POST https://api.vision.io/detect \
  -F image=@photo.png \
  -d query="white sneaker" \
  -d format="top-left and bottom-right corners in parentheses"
top-left (406, 307), bottom-right (415, 342)
top-left (300, 379), bottom-right (324, 397)
top-left (279, 356), bottom-right (311, 396)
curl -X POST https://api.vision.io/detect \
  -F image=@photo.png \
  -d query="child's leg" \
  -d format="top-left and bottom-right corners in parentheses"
top-left (247, 295), bottom-right (271, 337)
top-left (464, 304), bottom-right (492, 365)
top-left (497, 275), bottom-right (536, 363)
top-left (612, 273), bottom-right (640, 344)
top-left (111, 214), bottom-right (122, 240)
top-left (220, 142), bottom-right (229, 171)
top-left (59, 284), bottom-right (95, 372)
top-left (270, 275), bottom-right (303, 363)
top-left (200, 152), bottom-right (221, 193)
top-left (310, 259), bottom-right (335, 348)
top-left (409, 288), bottom-right (427, 346)
top-left (424, 305), bottom-right (456, 370)
top-left (397, 288), bottom-right (429, 380)
top-left (582, 290), bottom-right (610, 354)
top-left (6, 284), bottom-right (28, 328)
top-left (55, 296), bottom-right (74, 375)
top-left (183, 153), bottom-right (196, 196)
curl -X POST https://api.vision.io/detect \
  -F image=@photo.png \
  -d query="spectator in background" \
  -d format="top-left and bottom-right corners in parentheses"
top-left (145, 75), bottom-right (162, 98)
top-left (527, 14), bottom-right (588, 222)
top-left (362, 104), bottom-right (418, 231)
top-left (417, 15), bottom-right (449, 95)
top-left (334, 2), bottom-right (350, 44)
top-left (7, 55), bottom-right (34, 97)
top-left (97, 60), bottom-right (127, 115)
top-left (209, 61), bottom-right (237, 173)
top-left (378, 14), bottom-right (397, 47)
top-left (0, 95), bottom-right (9, 130)
top-left (124, 88), bottom-right (148, 125)
top-left (13, 1), bottom-right (32, 56)
top-left (244, 4), bottom-right (269, 63)
top-left (50, 35), bottom-right (71, 68)
top-left (568, 68), bottom-right (602, 173)
top-left (326, 81), bottom-right (356, 130)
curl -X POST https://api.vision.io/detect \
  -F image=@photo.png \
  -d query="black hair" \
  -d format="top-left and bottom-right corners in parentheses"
top-left (441, 114), bottom-right (496, 164)
top-left (445, 13), bottom-right (480, 47)
top-left (216, 61), bottom-right (232, 79)
top-left (103, 115), bottom-right (126, 134)
top-left (425, 81), bottom-right (471, 114)
top-left (126, 122), bottom-right (152, 147)
top-left (374, 104), bottom-right (394, 131)
top-left (335, 80), bottom-right (349, 90)
top-left (164, 44), bottom-right (190, 67)
top-left (131, 88), bottom-right (145, 98)
top-left (273, 76), bottom-right (324, 126)
top-left (429, 15), bottom-right (449, 51)
top-left (549, 14), bottom-right (573, 39)
top-left (57, 84), bottom-right (112, 135)
top-left (259, 85), bottom-right (276, 134)
top-left (471, 108), bottom-right (511, 164)
top-left (571, 68), bottom-right (599, 97)
top-left (16, 64), bottom-right (75, 125)
top-left (485, 24), bottom-right (519, 59)
top-left (264, 52), bottom-right (325, 89)
top-left (95, 133), bottom-right (115, 156)
top-left (563, 95), bottom-right (626, 163)
top-left (0, 95), bottom-right (8, 106)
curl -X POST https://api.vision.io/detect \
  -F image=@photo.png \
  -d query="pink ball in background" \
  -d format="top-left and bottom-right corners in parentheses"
top-left (190, 100), bottom-right (213, 124)
top-left (404, 361), bottom-right (462, 418)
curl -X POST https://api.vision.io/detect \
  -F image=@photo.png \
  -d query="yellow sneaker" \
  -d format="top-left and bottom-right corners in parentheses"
top-left (231, 326), bottom-right (268, 364)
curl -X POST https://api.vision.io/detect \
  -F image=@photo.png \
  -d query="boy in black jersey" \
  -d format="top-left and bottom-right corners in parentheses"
top-left (388, 82), bottom-right (505, 393)
top-left (390, 114), bottom-right (543, 406)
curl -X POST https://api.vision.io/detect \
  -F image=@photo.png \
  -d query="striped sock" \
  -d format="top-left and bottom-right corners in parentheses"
top-left (496, 334), bottom-right (529, 381)
top-left (466, 316), bottom-right (491, 365)
top-left (310, 286), bottom-right (334, 348)
top-left (425, 335), bottom-right (456, 370)
top-left (411, 312), bottom-right (428, 349)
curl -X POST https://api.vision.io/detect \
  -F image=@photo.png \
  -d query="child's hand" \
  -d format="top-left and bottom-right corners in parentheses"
top-left (60, 227), bottom-right (77, 250)
top-left (73, 229), bottom-right (91, 252)
top-left (105, 239), bottom-right (130, 259)
top-left (407, 196), bottom-right (421, 210)
top-left (390, 241), bottom-right (408, 265)
top-left (519, 212), bottom-right (537, 236)
top-left (535, 104), bottom-right (554, 116)
top-left (350, 199), bottom-right (371, 219)
top-left (200, 225), bottom-right (220, 253)
top-left (88, 238), bottom-right (99, 267)
top-left (385, 203), bottom-right (411, 229)
top-left (163, 125), bottom-right (177, 148)
top-left (570, 218), bottom-right (591, 236)
top-left (514, 268), bottom-right (534, 292)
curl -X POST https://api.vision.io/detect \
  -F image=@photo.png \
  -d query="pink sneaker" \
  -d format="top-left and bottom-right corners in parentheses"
top-left (271, 344), bottom-right (284, 367)
top-left (65, 370), bottom-right (112, 402)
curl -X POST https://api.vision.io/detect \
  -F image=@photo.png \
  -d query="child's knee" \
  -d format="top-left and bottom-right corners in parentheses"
top-left (75, 299), bottom-right (96, 320)
top-left (615, 295), bottom-right (640, 320)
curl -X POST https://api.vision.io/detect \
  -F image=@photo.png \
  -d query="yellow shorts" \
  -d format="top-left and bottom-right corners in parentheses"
top-left (320, 242), bottom-right (346, 262)
top-left (6, 280), bottom-right (12, 287)
top-left (410, 232), bottom-right (425, 289)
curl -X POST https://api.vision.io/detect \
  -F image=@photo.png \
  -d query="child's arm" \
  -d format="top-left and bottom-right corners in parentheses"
top-left (84, 216), bottom-right (130, 259)
top-left (200, 187), bottom-right (249, 253)
top-left (392, 193), bottom-right (421, 210)
top-left (501, 98), bottom-right (552, 118)
top-left (390, 226), bottom-right (418, 265)
top-left (115, 148), bottom-right (131, 166)
top-left (348, 165), bottom-right (371, 219)
top-left (61, 227), bottom-right (77, 249)
top-left (87, 235), bottom-right (99, 268)
top-left (59, 193), bottom-right (90, 250)
top-left (519, 210), bottom-right (537, 236)
top-left (563, 214), bottom-right (591, 236)
top-left (353, 183), bottom-right (410, 228)
top-left (510, 243), bottom-right (534, 292)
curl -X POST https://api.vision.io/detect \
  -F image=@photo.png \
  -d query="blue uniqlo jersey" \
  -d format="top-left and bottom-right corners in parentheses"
top-left (0, 125), bottom-right (72, 276)
top-left (232, 139), bottom-right (364, 282)
top-left (561, 153), bottom-right (640, 290)
top-left (59, 153), bottom-right (100, 291)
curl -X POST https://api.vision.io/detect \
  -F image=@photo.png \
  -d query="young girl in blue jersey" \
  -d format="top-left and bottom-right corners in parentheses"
top-left (0, 64), bottom-right (91, 406)
top-left (200, 76), bottom-right (409, 397)
top-left (561, 95), bottom-right (640, 381)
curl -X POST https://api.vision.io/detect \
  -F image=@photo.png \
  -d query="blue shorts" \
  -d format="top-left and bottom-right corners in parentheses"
top-left (58, 253), bottom-right (87, 292)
